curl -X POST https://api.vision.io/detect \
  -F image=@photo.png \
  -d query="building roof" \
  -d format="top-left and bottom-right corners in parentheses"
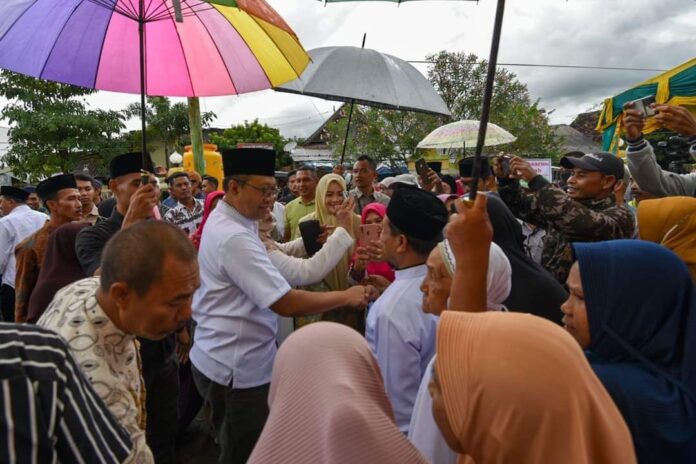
top-left (552, 124), bottom-right (603, 154)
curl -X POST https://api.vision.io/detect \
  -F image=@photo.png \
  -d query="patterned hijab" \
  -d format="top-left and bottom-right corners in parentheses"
top-left (248, 322), bottom-right (428, 464)
top-left (637, 196), bottom-right (696, 281)
top-left (436, 311), bottom-right (636, 464)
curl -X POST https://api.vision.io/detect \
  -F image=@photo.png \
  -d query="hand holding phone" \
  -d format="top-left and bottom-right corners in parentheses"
top-left (415, 158), bottom-right (429, 178)
top-left (299, 219), bottom-right (323, 257)
top-left (628, 95), bottom-right (656, 118)
top-left (360, 223), bottom-right (381, 247)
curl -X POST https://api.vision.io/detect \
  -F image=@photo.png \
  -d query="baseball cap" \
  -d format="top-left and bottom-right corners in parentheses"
top-left (560, 152), bottom-right (624, 180)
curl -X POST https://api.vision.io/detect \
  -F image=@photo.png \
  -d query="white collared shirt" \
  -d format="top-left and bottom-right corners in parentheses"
top-left (190, 201), bottom-right (291, 389)
top-left (365, 264), bottom-right (438, 434)
top-left (0, 205), bottom-right (47, 287)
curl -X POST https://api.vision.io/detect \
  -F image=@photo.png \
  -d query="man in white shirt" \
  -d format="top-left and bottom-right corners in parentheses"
top-left (365, 185), bottom-right (448, 434)
top-left (191, 148), bottom-right (370, 464)
top-left (0, 186), bottom-right (47, 322)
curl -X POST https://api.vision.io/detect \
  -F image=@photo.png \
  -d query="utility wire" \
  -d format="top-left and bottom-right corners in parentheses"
top-left (407, 61), bottom-right (666, 72)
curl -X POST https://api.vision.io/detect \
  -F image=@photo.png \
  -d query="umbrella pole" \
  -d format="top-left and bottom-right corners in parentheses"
top-left (339, 101), bottom-right (355, 166)
top-left (469, 0), bottom-right (506, 200)
top-left (139, 0), bottom-right (148, 182)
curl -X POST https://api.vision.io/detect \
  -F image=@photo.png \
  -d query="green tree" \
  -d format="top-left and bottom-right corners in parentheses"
top-left (209, 119), bottom-right (290, 167)
top-left (123, 96), bottom-right (216, 163)
top-left (427, 51), bottom-right (561, 159)
top-left (326, 105), bottom-right (444, 167)
top-left (0, 71), bottom-right (125, 180)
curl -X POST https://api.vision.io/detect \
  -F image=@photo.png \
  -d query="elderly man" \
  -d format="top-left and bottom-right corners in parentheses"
top-left (350, 155), bottom-right (390, 214)
top-left (15, 175), bottom-right (82, 323)
top-left (496, 153), bottom-right (634, 283)
top-left (75, 152), bottom-right (181, 464)
top-left (39, 221), bottom-right (199, 464)
top-left (0, 187), bottom-right (47, 322)
top-left (191, 148), bottom-right (369, 464)
top-left (163, 172), bottom-right (204, 235)
top-left (74, 173), bottom-right (101, 225)
top-left (365, 186), bottom-right (448, 434)
top-left (283, 165), bottom-right (318, 241)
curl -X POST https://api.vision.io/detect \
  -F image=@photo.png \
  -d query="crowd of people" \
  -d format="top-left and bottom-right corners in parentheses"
top-left (0, 103), bottom-right (695, 463)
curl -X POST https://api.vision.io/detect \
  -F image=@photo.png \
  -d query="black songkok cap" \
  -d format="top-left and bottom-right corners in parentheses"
top-left (0, 186), bottom-right (29, 202)
top-left (36, 174), bottom-right (77, 200)
top-left (458, 156), bottom-right (491, 178)
top-left (222, 148), bottom-right (276, 177)
top-left (109, 152), bottom-right (154, 179)
top-left (387, 185), bottom-right (448, 241)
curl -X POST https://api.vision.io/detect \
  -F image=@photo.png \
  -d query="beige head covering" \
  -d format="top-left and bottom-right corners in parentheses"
top-left (248, 322), bottom-right (428, 464)
top-left (298, 174), bottom-right (360, 291)
top-left (436, 311), bottom-right (636, 464)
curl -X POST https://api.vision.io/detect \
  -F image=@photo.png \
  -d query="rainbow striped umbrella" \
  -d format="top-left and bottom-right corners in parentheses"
top-left (0, 0), bottom-right (310, 165)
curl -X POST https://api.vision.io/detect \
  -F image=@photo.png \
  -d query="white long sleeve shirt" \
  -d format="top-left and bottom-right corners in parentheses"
top-left (365, 264), bottom-right (438, 434)
top-left (269, 227), bottom-right (354, 287)
top-left (0, 205), bottom-right (47, 287)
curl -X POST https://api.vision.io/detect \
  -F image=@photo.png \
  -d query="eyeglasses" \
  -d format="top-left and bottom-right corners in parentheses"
top-left (237, 179), bottom-right (279, 198)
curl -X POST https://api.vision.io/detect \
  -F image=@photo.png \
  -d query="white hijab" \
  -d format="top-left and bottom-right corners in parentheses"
top-left (440, 240), bottom-right (512, 311)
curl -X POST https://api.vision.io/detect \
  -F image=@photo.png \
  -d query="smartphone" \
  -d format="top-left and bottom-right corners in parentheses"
top-left (299, 220), bottom-right (323, 257)
top-left (427, 161), bottom-right (442, 174)
top-left (629, 95), bottom-right (656, 117)
top-left (360, 223), bottom-right (381, 246)
top-left (415, 158), bottom-right (429, 178)
top-left (499, 155), bottom-right (512, 178)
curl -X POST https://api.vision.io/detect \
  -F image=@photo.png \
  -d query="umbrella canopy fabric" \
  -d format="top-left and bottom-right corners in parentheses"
top-left (276, 46), bottom-right (451, 117)
top-left (318, 0), bottom-right (475, 3)
top-left (417, 120), bottom-right (516, 149)
top-left (0, 0), bottom-right (309, 97)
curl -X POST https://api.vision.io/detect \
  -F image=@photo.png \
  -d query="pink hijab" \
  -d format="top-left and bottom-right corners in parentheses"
top-left (248, 322), bottom-right (428, 464)
top-left (191, 191), bottom-right (224, 249)
top-left (359, 203), bottom-right (395, 282)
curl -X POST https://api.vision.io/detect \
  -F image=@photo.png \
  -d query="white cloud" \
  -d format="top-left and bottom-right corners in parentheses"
top-left (3, 0), bottom-right (695, 138)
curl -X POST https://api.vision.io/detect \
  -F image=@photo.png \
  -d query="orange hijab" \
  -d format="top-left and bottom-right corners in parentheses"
top-left (248, 322), bottom-right (428, 464)
top-left (436, 311), bottom-right (636, 464)
top-left (637, 196), bottom-right (696, 281)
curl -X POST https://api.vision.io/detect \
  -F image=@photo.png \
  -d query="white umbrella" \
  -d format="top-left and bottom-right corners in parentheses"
top-left (417, 120), bottom-right (516, 150)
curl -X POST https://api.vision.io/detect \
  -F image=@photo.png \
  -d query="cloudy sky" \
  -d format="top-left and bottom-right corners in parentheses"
top-left (6, 0), bottom-right (696, 140)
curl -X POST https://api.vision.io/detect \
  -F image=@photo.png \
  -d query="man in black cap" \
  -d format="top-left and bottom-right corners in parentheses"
top-left (0, 187), bottom-right (48, 322)
top-left (14, 175), bottom-right (81, 323)
top-left (190, 148), bottom-right (370, 464)
top-left (364, 185), bottom-right (447, 434)
top-left (74, 152), bottom-right (181, 464)
top-left (494, 153), bottom-right (634, 283)
top-left (459, 156), bottom-right (497, 194)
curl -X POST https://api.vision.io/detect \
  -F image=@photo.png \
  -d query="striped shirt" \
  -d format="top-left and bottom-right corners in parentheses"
top-left (0, 323), bottom-right (132, 464)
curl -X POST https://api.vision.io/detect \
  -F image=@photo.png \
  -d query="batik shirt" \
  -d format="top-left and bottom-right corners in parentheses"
top-left (498, 176), bottom-right (635, 283)
top-left (163, 199), bottom-right (204, 236)
top-left (37, 277), bottom-right (153, 464)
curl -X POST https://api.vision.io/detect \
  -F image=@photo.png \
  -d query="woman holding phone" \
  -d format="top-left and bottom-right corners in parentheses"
top-left (297, 174), bottom-right (364, 333)
top-left (350, 203), bottom-right (395, 287)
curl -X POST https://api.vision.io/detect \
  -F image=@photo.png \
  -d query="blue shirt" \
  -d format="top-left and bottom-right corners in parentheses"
top-left (190, 201), bottom-right (291, 389)
top-left (365, 264), bottom-right (438, 433)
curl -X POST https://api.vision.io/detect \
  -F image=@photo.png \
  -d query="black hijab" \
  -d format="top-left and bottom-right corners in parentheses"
top-left (485, 194), bottom-right (567, 324)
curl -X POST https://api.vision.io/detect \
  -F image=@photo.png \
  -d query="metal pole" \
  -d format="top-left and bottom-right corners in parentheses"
top-left (139, 0), bottom-right (148, 183)
top-left (338, 33), bottom-right (367, 166)
top-left (339, 102), bottom-right (355, 165)
top-left (469, 0), bottom-right (505, 200)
